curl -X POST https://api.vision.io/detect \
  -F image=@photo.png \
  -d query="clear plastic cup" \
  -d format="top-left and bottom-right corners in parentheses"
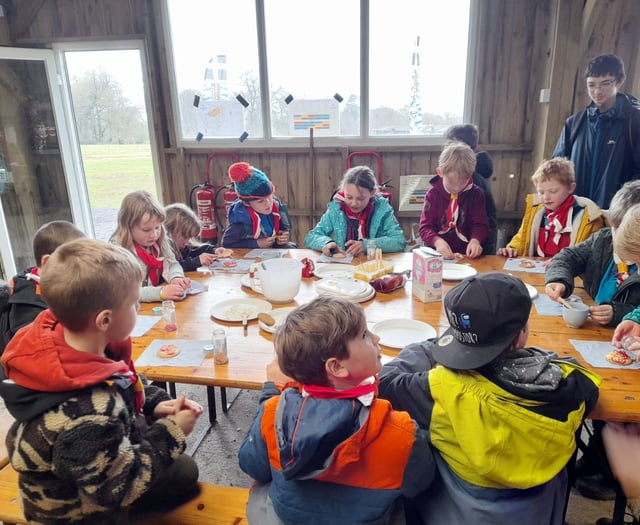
top-left (212, 328), bottom-right (229, 364)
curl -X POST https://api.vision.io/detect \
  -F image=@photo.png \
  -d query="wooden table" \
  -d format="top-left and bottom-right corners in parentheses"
top-left (132, 250), bottom-right (639, 424)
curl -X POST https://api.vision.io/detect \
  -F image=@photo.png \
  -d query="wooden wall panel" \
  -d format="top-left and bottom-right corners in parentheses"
top-left (3, 0), bottom-right (640, 250)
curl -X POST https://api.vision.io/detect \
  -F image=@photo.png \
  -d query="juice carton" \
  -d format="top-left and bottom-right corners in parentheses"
top-left (412, 247), bottom-right (442, 303)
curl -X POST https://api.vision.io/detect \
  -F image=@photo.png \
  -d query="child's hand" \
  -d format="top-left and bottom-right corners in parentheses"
top-left (544, 282), bottom-right (566, 300)
top-left (434, 238), bottom-right (454, 260)
top-left (345, 239), bottom-right (364, 256)
top-left (154, 396), bottom-right (204, 418)
top-left (275, 231), bottom-right (289, 245)
top-left (167, 394), bottom-right (200, 436)
top-left (613, 320), bottom-right (640, 347)
top-left (171, 277), bottom-right (191, 290)
top-left (465, 239), bottom-right (483, 259)
top-left (257, 236), bottom-right (276, 248)
top-left (199, 252), bottom-right (217, 266)
top-left (589, 305), bottom-right (613, 326)
top-left (603, 423), bottom-right (640, 499)
top-left (497, 247), bottom-right (518, 258)
top-left (160, 283), bottom-right (188, 301)
top-left (266, 359), bottom-right (293, 384)
top-left (321, 242), bottom-right (339, 256)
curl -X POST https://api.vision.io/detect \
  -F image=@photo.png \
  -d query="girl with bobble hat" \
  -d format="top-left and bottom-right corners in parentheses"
top-left (220, 162), bottom-right (296, 249)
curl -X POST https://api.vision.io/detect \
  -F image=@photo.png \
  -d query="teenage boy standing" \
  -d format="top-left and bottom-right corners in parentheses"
top-left (553, 54), bottom-right (640, 208)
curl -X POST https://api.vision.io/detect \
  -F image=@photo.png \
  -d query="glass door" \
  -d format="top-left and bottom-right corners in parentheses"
top-left (0, 47), bottom-right (92, 278)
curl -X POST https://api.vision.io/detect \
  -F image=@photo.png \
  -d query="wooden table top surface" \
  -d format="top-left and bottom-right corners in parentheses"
top-left (132, 250), bottom-right (639, 422)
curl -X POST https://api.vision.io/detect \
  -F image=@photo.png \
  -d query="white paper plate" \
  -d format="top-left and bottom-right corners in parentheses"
top-left (210, 298), bottom-right (272, 322)
top-left (239, 274), bottom-right (263, 294)
top-left (442, 263), bottom-right (478, 281)
top-left (258, 307), bottom-right (297, 334)
top-left (313, 264), bottom-right (356, 279)
top-left (371, 319), bottom-right (437, 349)
top-left (316, 278), bottom-right (371, 298)
top-left (525, 283), bottom-right (538, 299)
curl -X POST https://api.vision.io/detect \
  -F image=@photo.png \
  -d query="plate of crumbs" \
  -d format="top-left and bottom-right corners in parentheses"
top-left (210, 298), bottom-right (272, 322)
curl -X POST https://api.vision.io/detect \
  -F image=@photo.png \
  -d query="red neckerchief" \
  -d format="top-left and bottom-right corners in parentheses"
top-left (334, 191), bottom-right (374, 240)
top-left (25, 267), bottom-right (41, 295)
top-left (134, 243), bottom-right (164, 285)
top-left (617, 262), bottom-right (630, 286)
top-left (127, 360), bottom-right (145, 413)
top-left (437, 179), bottom-right (474, 242)
top-left (245, 199), bottom-right (281, 239)
top-left (302, 381), bottom-right (377, 400)
top-left (537, 195), bottom-right (575, 256)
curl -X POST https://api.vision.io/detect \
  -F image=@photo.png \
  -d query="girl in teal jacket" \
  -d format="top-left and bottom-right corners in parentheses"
top-left (304, 166), bottom-right (406, 256)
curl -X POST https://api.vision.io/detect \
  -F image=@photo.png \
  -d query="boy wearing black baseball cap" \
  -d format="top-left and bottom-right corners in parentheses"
top-left (379, 272), bottom-right (601, 525)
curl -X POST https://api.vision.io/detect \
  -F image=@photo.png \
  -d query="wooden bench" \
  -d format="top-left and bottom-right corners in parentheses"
top-left (0, 464), bottom-right (249, 525)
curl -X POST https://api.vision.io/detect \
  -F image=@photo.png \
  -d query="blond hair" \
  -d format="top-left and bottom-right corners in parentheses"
top-left (438, 142), bottom-right (476, 179)
top-left (33, 220), bottom-right (85, 266)
top-left (165, 203), bottom-right (201, 241)
top-left (110, 190), bottom-right (173, 257)
top-left (531, 158), bottom-right (575, 187)
top-left (614, 203), bottom-right (640, 263)
top-left (275, 296), bottom-right (366, 386)
top-left (40, 239), bottom-right (144, 331)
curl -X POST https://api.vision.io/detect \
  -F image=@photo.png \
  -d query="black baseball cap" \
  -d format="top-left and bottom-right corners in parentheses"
top-left (433, 273), bottom-right (532, 370)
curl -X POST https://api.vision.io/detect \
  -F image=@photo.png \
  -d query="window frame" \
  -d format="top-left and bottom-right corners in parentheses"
top-left (162, 0), bottom-right (476, 150)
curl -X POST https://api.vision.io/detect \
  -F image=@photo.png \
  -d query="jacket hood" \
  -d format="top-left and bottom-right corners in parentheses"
top-left (276, 388), bottom-right (383, 480)
top-left (2, 309), bottom-right (132, 393)
top-left (475, 151), bottom-right (493, 179)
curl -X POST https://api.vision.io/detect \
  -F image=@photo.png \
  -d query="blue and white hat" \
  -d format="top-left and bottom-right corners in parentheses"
top-left (433, 273), bottom-right (532, 370)
top-left (228, 162), bottom-right (273, 200)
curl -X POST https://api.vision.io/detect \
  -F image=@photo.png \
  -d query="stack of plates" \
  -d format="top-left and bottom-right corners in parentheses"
top-left (315, 277), bottom-right (375, 303)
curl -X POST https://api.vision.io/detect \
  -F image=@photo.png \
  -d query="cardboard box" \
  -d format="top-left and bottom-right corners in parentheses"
top-left (412, 247), bottom-right (443, 303)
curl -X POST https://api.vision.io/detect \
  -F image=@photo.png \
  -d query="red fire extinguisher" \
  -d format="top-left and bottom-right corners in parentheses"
top-left (346, 151), bottom-right (393, 203)
top-left (189, 152), bottom-right (240, 244)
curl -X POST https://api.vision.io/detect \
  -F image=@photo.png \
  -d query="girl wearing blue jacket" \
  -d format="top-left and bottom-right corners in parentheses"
top-left (304, 166), bottom-right (406, 256)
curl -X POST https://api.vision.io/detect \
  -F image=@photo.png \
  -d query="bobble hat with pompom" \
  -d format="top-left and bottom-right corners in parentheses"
top-left (228, 162), bottom-right (273, 200)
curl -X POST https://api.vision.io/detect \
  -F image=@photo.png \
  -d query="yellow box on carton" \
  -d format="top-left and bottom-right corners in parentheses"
top-left (412, 247), bottom-right (442, 303)
top-left (353, 260), bottom-right (394, 282)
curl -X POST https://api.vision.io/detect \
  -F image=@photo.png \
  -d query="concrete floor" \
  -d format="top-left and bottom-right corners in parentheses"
top-left (178, 385), bottom-right (619, 525)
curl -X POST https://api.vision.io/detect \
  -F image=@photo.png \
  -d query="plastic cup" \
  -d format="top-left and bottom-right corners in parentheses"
top-left (212, 328), bottom-right (229, 364)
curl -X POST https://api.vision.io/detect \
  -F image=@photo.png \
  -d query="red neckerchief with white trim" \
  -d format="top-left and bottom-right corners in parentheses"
top-left (245, 199), bottom-right (281, 239)
top-left (334, 191), bottom-right (374, 240)
top-left (437, 179), bottom-right (474, 242)
top-left (537, 195), bottom-right (575, 257)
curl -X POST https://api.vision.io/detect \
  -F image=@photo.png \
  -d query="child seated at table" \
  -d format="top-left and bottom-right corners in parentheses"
top-left (238, 296), bottom-right (434, 525)
top-left (545, 179), bottom-right (640, 327)
top-left (419, 142), bottom-right (488, 259)
top-left (164, 203), bottom-right (230, 271)
top-left (497, 158), bottom-right (605, 259)
top-left (0, 239), bottom-right (203, 524)
top-left (221, 162), bottom-right (296, 249)
top-left (110, 190), bottom-right (191, 302)
top-left (445, 124), bottom-right (498, 254)
top-left (378, 273), bottom-right (601, 525)
top-left (304, 165), bottom-right (406, 257)
top-left (0, 220), bottom-right (84, 355)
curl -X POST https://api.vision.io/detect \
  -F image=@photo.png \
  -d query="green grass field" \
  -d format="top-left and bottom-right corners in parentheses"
top-left (81, 144), bottom-right (156, 208)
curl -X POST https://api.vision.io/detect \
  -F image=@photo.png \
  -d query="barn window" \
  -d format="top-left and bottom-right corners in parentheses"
top-left (164, 0), bottom-right (470, 145)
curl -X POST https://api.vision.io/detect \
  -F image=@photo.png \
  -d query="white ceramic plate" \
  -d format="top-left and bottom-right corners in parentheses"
top-left (371, 319), bottom-right (437, 349)
top-left (210, 298), bottom-right (272, 322)
top-left (315, 278), bottom-right (371, 298)
top-left (239, 274), bottom-right (263, 294)
top-left (442, 263), bottom-right (478, 281)
top-left (258, 307), bottom-right (297, 334)
top-left (313, 264), bottom-right (356, 279)
top-left (525, 283), bottom-right (538, 299)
